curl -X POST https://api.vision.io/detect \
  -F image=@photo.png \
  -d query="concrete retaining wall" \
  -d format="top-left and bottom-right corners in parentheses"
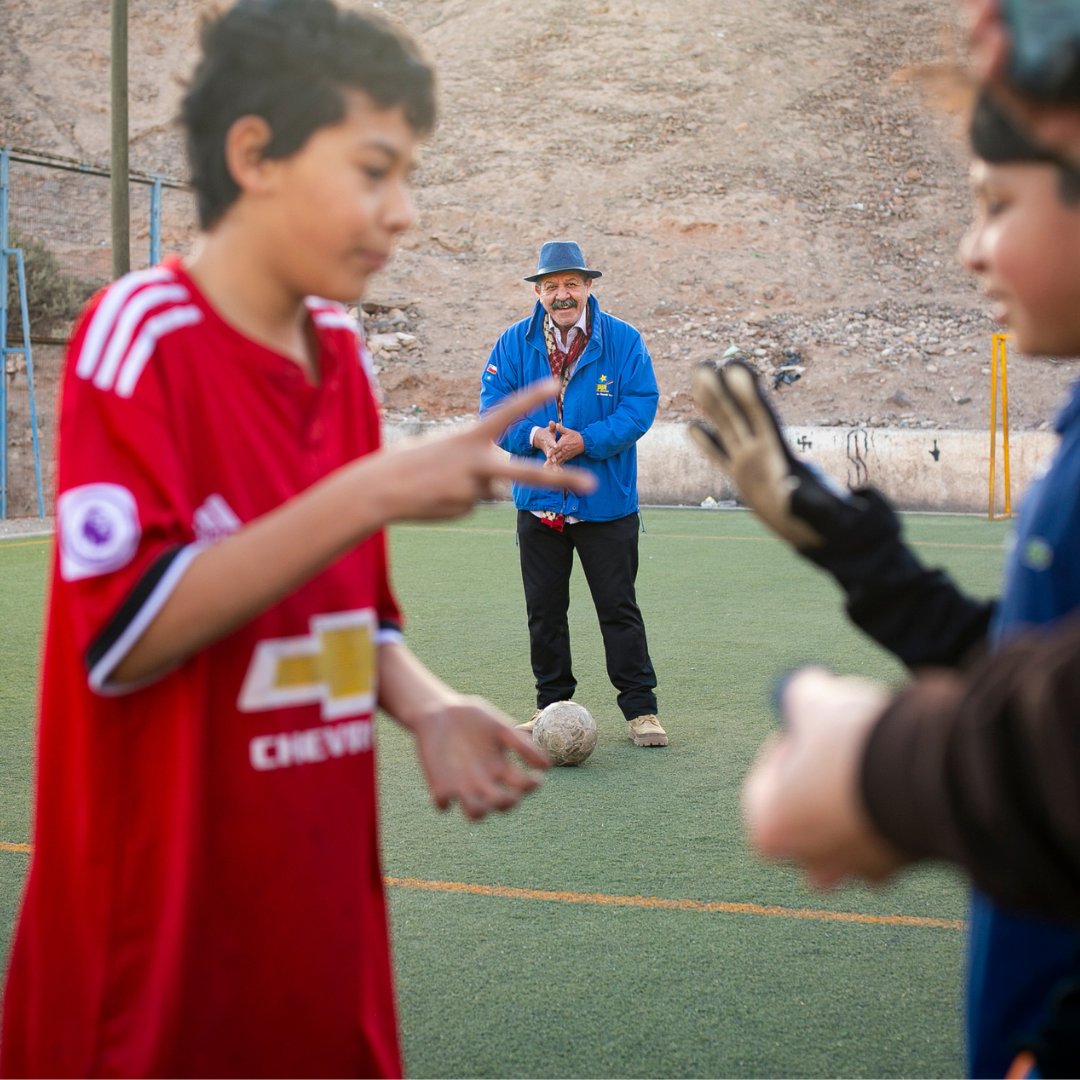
top-left (383, 419), bottom-right (1057, 514)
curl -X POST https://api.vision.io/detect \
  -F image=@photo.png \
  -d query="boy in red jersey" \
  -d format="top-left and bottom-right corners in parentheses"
top-left (0, 2), bottom-right (593, 1077)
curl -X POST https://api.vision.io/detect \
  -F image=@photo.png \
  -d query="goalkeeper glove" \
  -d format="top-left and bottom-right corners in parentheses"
top-left (691, 359), bottom-right (867, 550)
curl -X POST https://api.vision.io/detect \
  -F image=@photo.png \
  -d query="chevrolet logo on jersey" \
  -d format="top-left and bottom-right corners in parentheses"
top-left (238, 609), bottom-right (377, 721)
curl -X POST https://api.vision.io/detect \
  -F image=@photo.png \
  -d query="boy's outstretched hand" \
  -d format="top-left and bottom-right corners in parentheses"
top-left (742, 667), bottom-right (907, 888)
top-left (377, 379), bottom-right (596, 521)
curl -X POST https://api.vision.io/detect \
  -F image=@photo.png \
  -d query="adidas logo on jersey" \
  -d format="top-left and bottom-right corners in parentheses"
top-left (193, 494), bottom-right (242, 544)
top-left (75, 267), bottom-right (203, 398)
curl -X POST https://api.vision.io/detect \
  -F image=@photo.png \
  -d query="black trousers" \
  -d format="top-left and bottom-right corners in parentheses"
top-left (517, 510), bottom-right (658, 720)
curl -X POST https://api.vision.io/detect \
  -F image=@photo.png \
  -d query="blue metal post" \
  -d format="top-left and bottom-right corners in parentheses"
top-left (0, 147), bottom-right (46, 519)
top-left (15, 250), bottom-right (43, 517)
top-left (149, 177), bottom-right (162, 266)
top-left (0, 147), bottom-right (9, 519)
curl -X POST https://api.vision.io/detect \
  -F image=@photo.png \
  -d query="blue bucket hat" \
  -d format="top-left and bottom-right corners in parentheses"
top-left (523, 240), bottom-right (603, 282)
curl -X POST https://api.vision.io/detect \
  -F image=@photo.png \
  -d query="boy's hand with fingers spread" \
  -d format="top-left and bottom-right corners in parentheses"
top-left (742, 668), bottom-right (908, 888)
top-left (379, 380), bottom-right (595, 519)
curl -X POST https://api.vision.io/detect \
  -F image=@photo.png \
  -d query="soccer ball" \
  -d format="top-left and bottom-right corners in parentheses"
top-left (533, 701), bottom-right (597, 766)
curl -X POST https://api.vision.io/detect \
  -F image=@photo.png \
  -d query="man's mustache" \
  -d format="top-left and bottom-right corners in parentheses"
top-left (551, 298), bottom-right (578, 310)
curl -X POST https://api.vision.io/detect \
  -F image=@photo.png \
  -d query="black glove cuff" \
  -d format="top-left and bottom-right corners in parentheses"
top-left (797, 485), bottom-right (903, 585)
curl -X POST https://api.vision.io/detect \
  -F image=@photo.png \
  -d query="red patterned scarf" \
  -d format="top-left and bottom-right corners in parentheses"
top-left (542, 310), bottom-right (591, 423)
top-left (537, 310), bottom-right (591, 532)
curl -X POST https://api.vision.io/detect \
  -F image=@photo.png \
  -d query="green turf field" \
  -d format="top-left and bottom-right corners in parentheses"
top-left (0, 507), bottom-right (1009, 1077)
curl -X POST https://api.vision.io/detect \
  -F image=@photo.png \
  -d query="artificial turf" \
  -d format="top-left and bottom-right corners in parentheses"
top-left (0, 506), bottom-right (1008, 1077)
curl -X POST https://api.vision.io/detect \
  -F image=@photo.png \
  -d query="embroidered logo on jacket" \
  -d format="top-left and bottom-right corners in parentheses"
top-left (596, 374), bottom-right (612, 396)
top-left (238, 608), bottom-right (377, 721)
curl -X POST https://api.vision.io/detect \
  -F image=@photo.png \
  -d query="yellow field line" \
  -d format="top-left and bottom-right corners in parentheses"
top-left (0, 538), bottom-right (50, 549)
top-left (0, 845), bottom-right (966, 929)
top-left (396, 525), bottom-right (1004, 551)
top-left (384, 876), bottom-right (966, 930)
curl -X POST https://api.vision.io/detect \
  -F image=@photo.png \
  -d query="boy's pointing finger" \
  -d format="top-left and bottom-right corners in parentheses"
top-left (476, 379), bottom-right (561, 439)
top-left (494, 458), bottom-right (597, 494)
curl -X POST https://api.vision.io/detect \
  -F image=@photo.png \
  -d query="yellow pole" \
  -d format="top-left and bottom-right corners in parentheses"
top-left (989, 334), bottom-right (1012, 519)
top-left (989, 337), bottom-right (998, 519)
top-left (1001, 337), bottom-right (1011, 517)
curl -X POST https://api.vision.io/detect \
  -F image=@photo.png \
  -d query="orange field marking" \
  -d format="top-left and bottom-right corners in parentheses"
top-left (397, 525), bottom-right (1004, 551)
top-left (0, 843), bottom-right (962, 929)
top-left (384, 876), bottom-right (966, 930)
top-left (0, 537), bottom-right (50, 549)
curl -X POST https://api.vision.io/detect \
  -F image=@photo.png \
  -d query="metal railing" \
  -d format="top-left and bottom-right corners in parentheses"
top-left (0, 146), bottom-right (196, 518)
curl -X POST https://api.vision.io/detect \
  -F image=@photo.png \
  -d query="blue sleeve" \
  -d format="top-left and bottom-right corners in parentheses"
top-left (580, 332), bottom-right (658, 461)
top-left (478, 331), bottom-right (541, 457)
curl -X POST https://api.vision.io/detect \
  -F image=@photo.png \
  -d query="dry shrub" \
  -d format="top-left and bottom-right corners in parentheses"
top-left (5, 227), bottom-right (101, 339)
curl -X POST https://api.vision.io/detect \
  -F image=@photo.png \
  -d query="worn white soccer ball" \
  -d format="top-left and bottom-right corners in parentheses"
top-left (533, 701), bottom-right (597, 766)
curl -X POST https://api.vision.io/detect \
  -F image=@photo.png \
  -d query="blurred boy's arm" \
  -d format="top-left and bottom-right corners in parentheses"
top-left (744, 616), bottom-right (1080, 920)
top-left (862, 612), bottom-right (1080, 918)
top-left (376, 641), bottom-right (549, 819)
top-left (796, 488), bottom-right (995, 669)
top-left (113, 382), bottom-right (594, 684)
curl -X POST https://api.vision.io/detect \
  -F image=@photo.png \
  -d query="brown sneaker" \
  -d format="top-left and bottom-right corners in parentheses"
top-left (628, 714), bottom-right (668, 747)
top-left (517, 709), bottom-right (542, 734)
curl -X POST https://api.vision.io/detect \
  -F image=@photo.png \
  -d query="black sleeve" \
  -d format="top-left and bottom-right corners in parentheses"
top-left (861, 611), bottom-right (1080, 922)
top-left (796, 486), bottom-right (994, 669)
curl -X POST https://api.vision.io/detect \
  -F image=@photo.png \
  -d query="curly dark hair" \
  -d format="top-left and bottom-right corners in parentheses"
top-left (180, 0), bottom-right (436, 229)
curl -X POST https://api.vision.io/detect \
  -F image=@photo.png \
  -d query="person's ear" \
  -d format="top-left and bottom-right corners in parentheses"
top-left (535, 284), bottom-right (542, 298)
top-left (224, 115), bottom-right (276, 197)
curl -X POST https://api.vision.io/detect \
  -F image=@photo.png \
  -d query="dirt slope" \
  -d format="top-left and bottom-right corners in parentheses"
top-left (0, 0), bottom-right (1075, 468)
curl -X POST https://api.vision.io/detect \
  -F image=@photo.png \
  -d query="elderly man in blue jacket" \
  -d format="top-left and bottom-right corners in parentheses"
top-left (479, 241), bottom-right (665, 748)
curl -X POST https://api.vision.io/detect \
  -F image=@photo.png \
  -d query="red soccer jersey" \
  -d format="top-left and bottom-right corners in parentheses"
top-left (2, 259), bottom-right (405, 1078)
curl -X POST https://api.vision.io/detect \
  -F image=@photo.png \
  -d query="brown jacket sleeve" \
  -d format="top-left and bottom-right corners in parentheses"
top-left (861, 611), bottom-right (1080, 922)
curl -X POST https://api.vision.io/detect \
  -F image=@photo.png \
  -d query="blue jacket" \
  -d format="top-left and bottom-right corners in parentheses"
top-left (479, 295), bottom-right (658, 521)
top-left (970, 377), bottom-right (1080, 1080)
top-left (992, 378), bottom-right (1080, 643)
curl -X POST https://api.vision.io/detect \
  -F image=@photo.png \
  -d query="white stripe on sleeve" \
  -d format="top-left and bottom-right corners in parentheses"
top-left (93, 284), bottom-right (191, 392)
top-left (115, 305), bottom-right (203, 398)
top-left (312, 311), bottom-right (360, 332)
top-left (75, 267), bottom-right (175, 381)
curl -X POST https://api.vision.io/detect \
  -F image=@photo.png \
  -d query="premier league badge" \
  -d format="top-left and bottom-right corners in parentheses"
top-left (57, 483), bottom-right (141, 581)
